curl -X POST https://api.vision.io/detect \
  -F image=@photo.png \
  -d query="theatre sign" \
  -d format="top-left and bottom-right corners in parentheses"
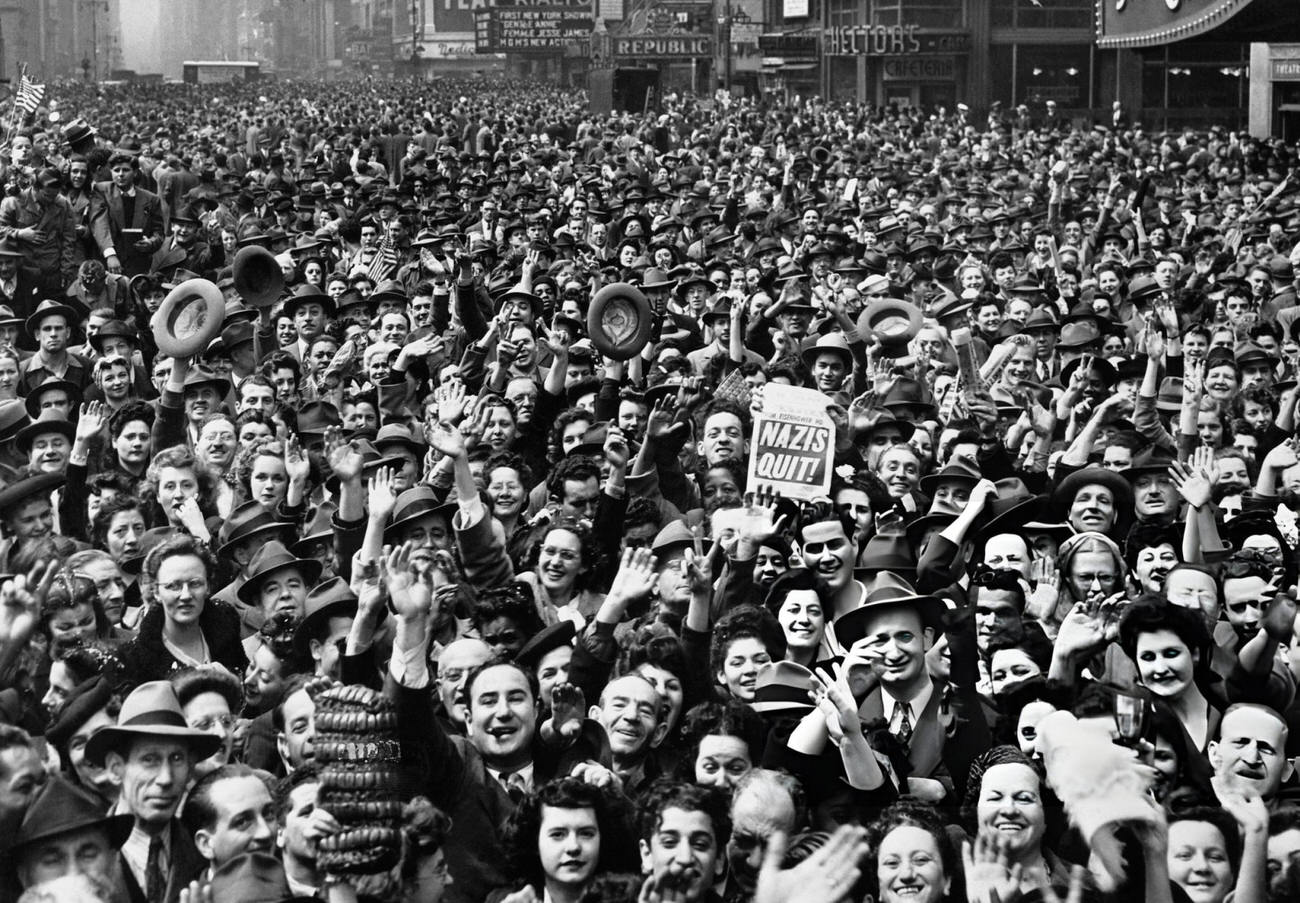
top-left (611, 34), bottom-right (713, 57)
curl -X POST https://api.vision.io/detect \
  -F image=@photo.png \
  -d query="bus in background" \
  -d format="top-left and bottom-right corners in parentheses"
top-left (182, 61), bottom-right (261, 84)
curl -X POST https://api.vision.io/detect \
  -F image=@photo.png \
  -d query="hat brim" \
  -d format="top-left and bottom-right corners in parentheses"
top-left (858, 300), bottom-right (924, 345)
top-left (292, 598), bottom-right (359, 657)
top-left (237, 557), bottom-right (325, 606)
top-left (835, 595), bottom-right (946, 648)
top-left (84, 724), bottom-right (222, 767)
top-left (384, 502), bottom-right (457, 541)
top-left (152, 278), bottom-right (226, 357)
top-left (587, 283), bottom-right (653, 362)
top-left (1050, 468), bottom-right (1134, 520)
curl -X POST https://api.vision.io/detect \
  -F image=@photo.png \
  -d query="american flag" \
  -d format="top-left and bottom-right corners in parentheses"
top-left (15, 75), bottom-right (45, 114)
top-left (367, 235), bottom-right (398, 282)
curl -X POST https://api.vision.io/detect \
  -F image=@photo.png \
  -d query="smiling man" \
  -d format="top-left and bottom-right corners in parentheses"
top-left (183, 764), bottom-right (278, 874)
top-left (1209, 703), bottom-right (1292, 803)
top-left (638, 781), bottom-right (729, 903)
top-left (590, 674), bottom-right (667, 795)
top-left (795, 508), bottom-right (866, 648)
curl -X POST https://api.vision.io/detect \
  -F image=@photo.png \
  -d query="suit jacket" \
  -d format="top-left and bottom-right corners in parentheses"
top-left (113, 820), bottom-right (205, 903)
top-left (857, 679), bottom-right (948, 779)
top-left (0, 189), bottom-right (78, 283)
top-left (0, 265), bottom-right (43, 322)
top-left (396, 683), bottom-right (600, 903)
top-left (89, 182), bottom-right (166, 276)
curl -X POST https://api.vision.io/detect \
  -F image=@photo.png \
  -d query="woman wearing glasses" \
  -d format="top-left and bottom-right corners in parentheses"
top-left (116, 534), bottom-right (247, 684)
top-left (171, 664), bottom-right (245, 779)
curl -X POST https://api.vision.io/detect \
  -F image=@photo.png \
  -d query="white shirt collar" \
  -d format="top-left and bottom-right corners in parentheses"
top-left (881, 678), bottom-right (933, 727)
top-left (487, 761), bottom-right (535, 793)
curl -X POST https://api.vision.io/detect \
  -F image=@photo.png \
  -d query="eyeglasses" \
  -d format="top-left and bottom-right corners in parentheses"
top-left (159, 578), bottom-right (208, 595)
top-left (190, 714), bottom-right (235, 732)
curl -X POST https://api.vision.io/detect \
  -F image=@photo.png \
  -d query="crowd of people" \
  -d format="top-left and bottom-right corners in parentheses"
top-left (0, 72), bottom-right (1299, 903)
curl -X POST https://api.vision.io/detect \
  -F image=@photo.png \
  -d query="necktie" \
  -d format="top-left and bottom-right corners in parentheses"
top-left (895, 702), bottom-right (914, 750)
top-left (499, 771), bottom-right (526, 805)
top-left (145, 835), bottom-right (165, 903)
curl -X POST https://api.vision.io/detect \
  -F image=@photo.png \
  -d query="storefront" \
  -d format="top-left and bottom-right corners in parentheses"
top-left (820, 25), bottom-right (971, 107)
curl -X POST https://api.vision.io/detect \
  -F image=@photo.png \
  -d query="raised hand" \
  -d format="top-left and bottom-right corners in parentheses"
top-left (737, 488), bottom-right (784, 544)
top-left (427, 420), bottom-right (467, 460)
top-left (367, 467), bottom-right (400, 522)
top-left (1260, 580), bottom-right (1295, 643)
top-left (325, 430), bottom-right (365, 484)
top-left (0, 562), bottom-right (51, 650)
top-left (603, 426), bottom-right (630, 470)
top-left (645, 396), bottom-right (687, 445)
top-left (812, 663), bottom-right (863, 747)
top-left (178, 880), bottom-right (214, 903)
top-left (1263, 438), bottom-right (1300, 472)
top-left (284, 434), bottom-right (311, 484)
top-left (548, 682), bottom-right (586, 741)
top-left (75, 401), bottom-right (108, 443)
top-left (174, 496), bottom-right (210, 541)
top-left (606, 547), bottom-right (658, 607)
top-left (962, 833), bottom-right (1023, 903)
top-left (381, 542), bottom-right (432, 621)
top-left (1025, 555), bottom-right (1060, 621)
top-left (754, 825), bottom-right (869, 903)
top-left (1169, 460), bottom-right (1212, 509)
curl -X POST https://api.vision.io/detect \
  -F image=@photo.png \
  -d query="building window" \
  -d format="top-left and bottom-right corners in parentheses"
top-left (1141, 42), bottom-right (1248, 130)
top-left (871, 0), bottom-right (965, 29)
top-left (991, 0), bottom-right (1091, 30)
top-left (1016, 44), bottom-right (1091, 108)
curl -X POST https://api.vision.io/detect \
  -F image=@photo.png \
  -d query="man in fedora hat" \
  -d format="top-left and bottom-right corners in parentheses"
top-left (5, 774), bottom-right (133, 892)
top-left (233, 541), bottom-right (323, 633)
top-left (150, 205), bottom-right (212, 281)
top-left (85, 680), bottom-right (222, 903)
top-left (19, 299), bottom-right (90, 395)
top-left (0, 238), bottom-right (42, 321)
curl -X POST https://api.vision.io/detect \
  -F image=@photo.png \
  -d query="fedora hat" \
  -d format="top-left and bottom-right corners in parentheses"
top-left (237, 541), bottom-right (324, 606)
top-left (858, 299), bottom-right (923, 349)
top-left (88, 318), bottom-right (138, 354)
top-left (15, 409), bottom-right (75, 456)
top-left (801, 332), bottom-right (855, 372)
top-left (0, 237), bottom-right (24, 259)
top-left (919, 457), bottom-right (981, 497)
top-left (22, 378), bottom-right (82, 419)
top-left (855, 409), bottom-right (915, 444)
top-left (384, 486), bottom-right (456, 541)
top-left (6, 775), bottom-right (133, 857)
top-left (296, 401), bottom-right (342, 436)
top-left (833, 571), bottom-right (945, 648)
top-left (283, 283), bottom-right (336, 319)
top-left (181, 363), bottom-right (228, 398)
top-left (751, 661), bottom-right (817, 715)
top-left (928, 289), bottom-right (973, 322)
top-left (650, 520), bottom-right (696, 559)
top-left (0, 399), bottom-right (29, 441)
top-left (25, 299), bottom-right (78, 336)
top-left (292, 577), bottom-right (358, 657)
top-left (515, 620), bottom-right (577, 671)
top-left (0, 304), bottom-right (21, 329)
top-left (84, 680), bottom-right (222, 766)
top-left (1059, 356), bottom-right (1118, 388)
top-left (587, 282), bottom-right (653, 362)
top-left (1056, 321), bottom-right (1102, 350)
top-left (221, 318), bottom-right (255, 351)
top-left (61, 117), bottom-right (97, 147)
top-left (852, 532), bottom-right (917, 580)
top-left (209, 852), bottom-right (318, 903)
top-left (152, 277), bottom-right (225, 357)
top-left (1120, 447), bottom-right (1177, 481)
top-left (979, 478), bottom-right (1044, 537)
top-left (1050, 465), bottom-right (1133, 521)
top-left (291, 501), bottom-right (338, 555)
top-left (217, 500), bottom-right (295, 556)
top-left (374, 422), bottom-right (426, 458)
top-left (880, 377), bottom-right (937, 419)
top-left (232, 245), bottom-right (285, 308)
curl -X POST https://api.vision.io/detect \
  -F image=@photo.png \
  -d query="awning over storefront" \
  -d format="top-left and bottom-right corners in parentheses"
top-left (1097, 0), bottom-right (1300, 49)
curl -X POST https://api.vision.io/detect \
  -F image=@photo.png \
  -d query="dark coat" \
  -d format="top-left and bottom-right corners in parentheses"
top-left (89, 182), bottom-right (166, 276)
top-left (115, 593), bottom-right (248, 685)
top-left (111, 819), bottom-right (206, 903)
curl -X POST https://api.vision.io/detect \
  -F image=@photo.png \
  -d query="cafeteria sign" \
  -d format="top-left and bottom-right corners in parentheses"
top-left (747, 385), bottom-right (834, 501)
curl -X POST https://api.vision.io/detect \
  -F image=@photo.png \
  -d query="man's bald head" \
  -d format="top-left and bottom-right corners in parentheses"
top-left (436, 638), bottom-right (493, 727)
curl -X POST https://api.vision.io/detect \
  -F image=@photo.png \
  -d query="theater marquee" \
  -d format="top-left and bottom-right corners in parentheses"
top-left (1095, 0), bottom-right (1255, 48)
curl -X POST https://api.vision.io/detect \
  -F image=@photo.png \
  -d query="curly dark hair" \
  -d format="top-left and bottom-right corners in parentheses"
top-left (90, 495), bottom-right (148, 553)
top-left (961, 745), bottom-right (1040, 832)
top-left (863, 802), bottom-right (961, 903)
top-left (1169, 806), bottom-right (1242, 875)
top-left (526, 517), bottom-right (599, 594)
top-left (1118, 599), bottom-right (1212, 666)
top-left (485, 451), bottom-right (534, 497)
top-left (637, 779), bottom-right (730, 850)
top-left (40, 572), bottom-right (110, 640)
top-left (502, 778), bottom-right (636, 890)
top-left (548, 407), bottom-right (595, 464)
top-left (471, 581), bottom-right (544, 645)
top-left (675, 700), bottom-right (767, 782)
top-left (546, 455), bottom-right (601, 502)
top-left (707, 604), bottom-right (786, 685)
